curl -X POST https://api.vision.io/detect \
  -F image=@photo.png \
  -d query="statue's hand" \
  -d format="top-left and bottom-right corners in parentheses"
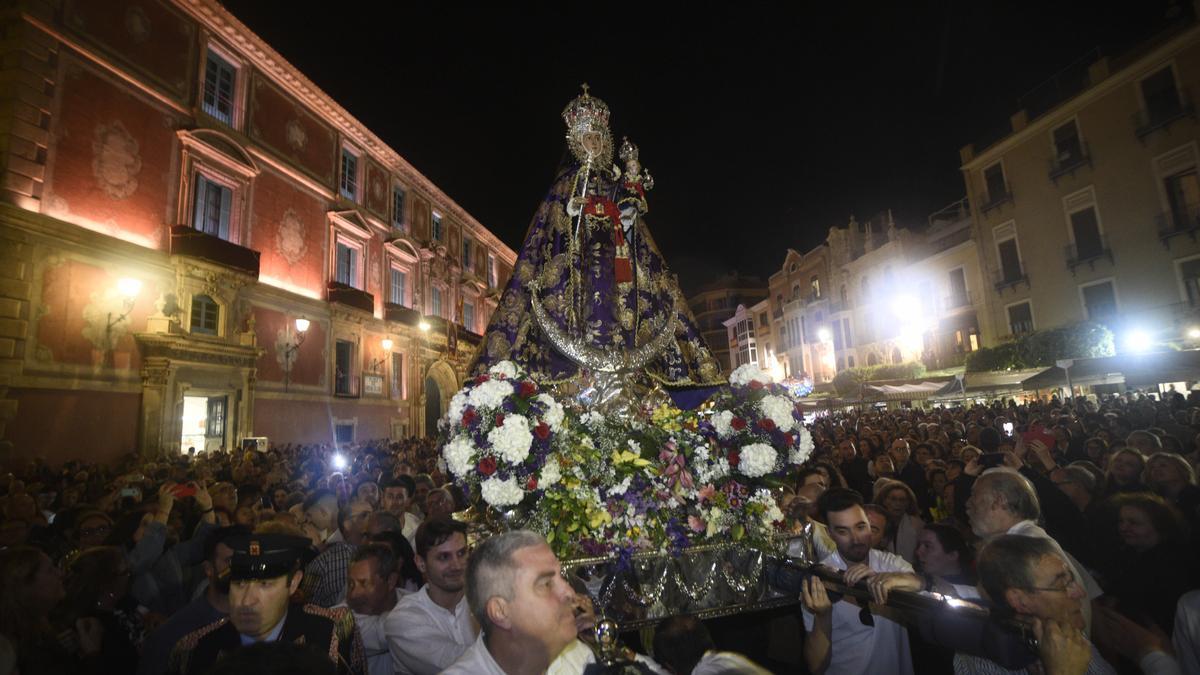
top-left (567, 196), bottom-right (584, 216)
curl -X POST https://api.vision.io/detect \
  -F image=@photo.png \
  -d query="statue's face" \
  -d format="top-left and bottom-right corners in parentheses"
top-left (580, 131), bottom-right (604, 157)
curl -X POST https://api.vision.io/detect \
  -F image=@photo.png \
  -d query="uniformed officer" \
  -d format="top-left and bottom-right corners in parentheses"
top-left (167, 533), bottom-right (366, 675)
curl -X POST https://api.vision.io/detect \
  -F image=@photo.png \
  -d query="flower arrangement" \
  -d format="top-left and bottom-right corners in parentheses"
top-left (440, 362), bottom-right (817, 558)
top-left (441, 361), bottom-right (566, 508)
top-left (683, 363), bottom-right (816, 546)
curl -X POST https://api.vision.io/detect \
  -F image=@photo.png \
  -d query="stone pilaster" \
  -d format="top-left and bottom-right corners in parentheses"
top-left (0, 7), bottom-right (59, 212)
top-left (138, 356), bottom-right (174, 459)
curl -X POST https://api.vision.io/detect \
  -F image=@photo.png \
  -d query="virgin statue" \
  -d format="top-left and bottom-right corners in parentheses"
top-left (471, 86), bottom-right (721, 406)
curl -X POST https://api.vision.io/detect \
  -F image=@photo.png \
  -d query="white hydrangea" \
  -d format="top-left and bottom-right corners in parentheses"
top-left (488, 360), bottom-right (519, 379)
top-left (763, 501), bottom-right (785, 524)
top-left (443, 436), bottom-right (476, 478)
top-left (539, 457), bottom-right (561, 487)
top-left (480, 476), bottom-right (525, 507)
top-left (759, 394), bottom-right (796, 432)
top-left (487, 414), bottom-right (533, 464)
top-left (789, 426), bottom-right (815, 465)
top-left (447, 390), bottom-right (470, 425)
top-left (581, 411), bottom-right (604, 428)
top-left (729, 363), bottom-right (770, 387)
top-left (712, 410), bottom-right (735, 438)
top-left (467, 378), bottom-right (514, 410)
top-left (738, 443), bottom-right (778, 478)
top-left (536, 393), bottom-right (565, 429)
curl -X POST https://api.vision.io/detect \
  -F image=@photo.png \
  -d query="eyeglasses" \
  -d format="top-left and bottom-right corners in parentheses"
top-left (1024, 577), bottom-right (1081, 594)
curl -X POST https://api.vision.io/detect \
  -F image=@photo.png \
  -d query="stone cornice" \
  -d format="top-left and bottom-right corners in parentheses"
top-left (175, 0), bottom-right (516, 265)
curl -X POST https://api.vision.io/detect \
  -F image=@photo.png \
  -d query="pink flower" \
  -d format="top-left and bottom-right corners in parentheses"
top-left (698, 484), bottom-right (716, 503)
top-left (749, 380), bottom-right (764, 391)
top-left (688, 515), bottom-right (707, 532)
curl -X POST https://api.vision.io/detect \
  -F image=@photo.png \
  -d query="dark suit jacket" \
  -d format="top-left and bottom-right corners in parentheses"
top-left (167, 603), bottom-right (366, 675)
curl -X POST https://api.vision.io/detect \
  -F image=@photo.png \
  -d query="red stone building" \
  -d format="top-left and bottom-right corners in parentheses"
top-left (0, 0), bottom-right (515, 464)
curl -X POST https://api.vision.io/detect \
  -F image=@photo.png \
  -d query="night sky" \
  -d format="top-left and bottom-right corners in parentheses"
top-left (221, 0), bottom-right (1177, 293)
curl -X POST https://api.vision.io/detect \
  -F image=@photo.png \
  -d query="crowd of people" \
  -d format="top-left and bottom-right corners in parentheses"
top-left (0, 390), bottom-right (1196, 674)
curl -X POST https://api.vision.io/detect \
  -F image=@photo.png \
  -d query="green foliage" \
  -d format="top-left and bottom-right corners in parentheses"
top-left (832, 361), bottom-right (927, 396)
top-left (965, 321), bottom-right (1115, 372)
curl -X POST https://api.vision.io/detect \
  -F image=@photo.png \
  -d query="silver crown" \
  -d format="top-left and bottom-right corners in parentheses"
top-left (562, 83), bottom-right (613, 166)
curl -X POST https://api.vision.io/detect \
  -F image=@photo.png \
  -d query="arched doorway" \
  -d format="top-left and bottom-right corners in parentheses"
top-left (422, 360), bottom-right (459, 438)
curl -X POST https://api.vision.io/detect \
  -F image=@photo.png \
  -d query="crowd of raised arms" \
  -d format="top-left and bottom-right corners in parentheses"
top-left (0, 390), bottom-right (1198, 675)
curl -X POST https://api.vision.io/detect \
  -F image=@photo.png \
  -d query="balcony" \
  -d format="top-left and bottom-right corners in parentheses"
top-left (828, 299), bottom-right (848, 314)
top-left (327, 281), bottom-right (374, 313)
top-left (1134, 90), bottom-right (1195, 142)
top-left (169, 226), bottom-right (260, 277)
top-left (979, 189), bottom-right (1014, 216)
top-left (384, 303), bottom-right (422, 326)
top-left (1156, 206), bottom-right (1200, 247)
top-left (941, 290), bottom-right (975, 312)
top-left (1047, 142), bottom-right (1092, 183)
top-left (1064, 235), bottom-right (1114, 274)
top-left (993, 267), bottom-right (1030, 294)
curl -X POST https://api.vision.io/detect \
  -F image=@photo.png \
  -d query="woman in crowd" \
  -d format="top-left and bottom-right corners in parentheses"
top-left (873, 479), bottom-right (924, 565)
top-left (1102, 447), bottom-right (1149, 496)
top-left (1102, 493), bottom-right (1194, 634)
top-left (913, 523), bottom-right (976, 597)
top-left (58, 545), bottom-right (143, 674)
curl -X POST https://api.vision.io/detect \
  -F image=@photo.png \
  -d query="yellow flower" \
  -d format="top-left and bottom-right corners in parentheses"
top-left (612, 449), bottom-right (651, 467)
top-left (588, 508), bottom-right (612, 529)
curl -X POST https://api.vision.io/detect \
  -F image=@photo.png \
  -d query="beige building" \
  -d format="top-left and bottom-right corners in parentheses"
top-left (769, 246), bottom-right (834, 383)
top-left (962, 15), bottom-right (1200, 348)
top-left (687, 273), bottom-right (767, 372)
top-left (722, 299), bottom-right (776, 374)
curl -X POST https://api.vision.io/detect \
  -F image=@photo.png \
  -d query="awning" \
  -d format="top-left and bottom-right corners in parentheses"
top-left (861, 378), bottom-right (956, 401)
top-left (932, 368), bottom-right (1044, 399)
top-left (1019, 350), bottom-right (1200, 390)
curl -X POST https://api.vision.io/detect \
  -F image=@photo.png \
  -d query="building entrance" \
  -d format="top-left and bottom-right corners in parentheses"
top-left (181, 394), bottom-right (227, 453)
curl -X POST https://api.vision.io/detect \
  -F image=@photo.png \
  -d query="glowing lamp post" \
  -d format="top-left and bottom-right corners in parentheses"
top-left (283, 317), bottom-right (310, 392)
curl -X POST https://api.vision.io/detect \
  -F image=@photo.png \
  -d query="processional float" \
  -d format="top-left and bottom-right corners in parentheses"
top-left (445, 86), bottom-right (1038, 671)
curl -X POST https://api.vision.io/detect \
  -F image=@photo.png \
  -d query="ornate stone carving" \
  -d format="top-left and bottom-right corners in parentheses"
top-left (92, 120), bottom-right (142, 199)
top-left (276, 207), bottom-right (307, 265)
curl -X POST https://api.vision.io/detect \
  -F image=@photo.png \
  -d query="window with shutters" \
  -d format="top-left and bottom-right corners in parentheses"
top-left (431, 286), bottom-right (443, 318)
top-left (190, 294), bottom-right (220, 336)
top-left (192, 173), bottom-right (233, 241)
top-left (1007, 302), bottom-right (1034, 336)
top-left (391, 351), bottom-right (405, 399)
top-left (1177, 256), bottom-right (1200, 306)
top-left (464, 300), bottom-right (476, 332)
top-left (1080, 280), bottom-right (1118, 321)
top-left (983, 162), bottom-right (1010, 205)
top-left (432, 213), bottom-right (444, 242)
top-left (202, 50), bottom-right (238, 125)
top-left (335, 240), bottom-right (358, 288)
top-left (335, 340), bottom-right (356, 396)
top-left (389, 267), bottom-right (408, 306)
top-left (462, 238), bottom-right (473, 271)
top-left (392, 186), bottom-right (407, 232)
top-left (340, 147), bottom-right (359, 201)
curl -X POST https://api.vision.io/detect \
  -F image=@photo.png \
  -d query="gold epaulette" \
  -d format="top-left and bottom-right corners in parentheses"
top-left (166, 617), bottom-right (229, 674)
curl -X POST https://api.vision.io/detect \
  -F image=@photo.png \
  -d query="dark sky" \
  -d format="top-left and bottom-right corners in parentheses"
top-left (221, 0), bottom-right (1178, 293)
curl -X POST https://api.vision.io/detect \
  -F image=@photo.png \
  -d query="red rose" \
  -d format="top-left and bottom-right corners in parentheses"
top-left (462, 409), bottom-right (479, 426)
top-left (477, 457), bottom-right (497, 476)
top-left (526, 476), bottom-right (538, 490)
top-left (749, 380), bottom-right (764, 391)
top-left (518, 381), bottom-right (538, 397)
top-left (730, 417), bottom-right (747, 431)
top-left (760, 418), bottom-right (776, 432)
top-left (728, 451), bottom-right (741, 467)
top-left (534, 422), bottom-right (551, 440)
top-left (475, 374), bottom-right (490, 385)
top-left (494, 413), bottom-right (505, 427)
top-left (784, 432), bottom-right (794, 445)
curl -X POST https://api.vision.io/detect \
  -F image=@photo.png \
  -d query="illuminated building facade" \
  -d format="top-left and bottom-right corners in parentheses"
top-left (0, 0), bottom-right (515, 463)
top-left (961, 15), bottom-right (1200, 351)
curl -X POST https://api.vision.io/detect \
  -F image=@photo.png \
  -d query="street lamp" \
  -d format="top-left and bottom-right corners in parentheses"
top-left (103, 277), bottom-right (141, 366)
top-left (370, 337), bottom-right (394, 372)
top-left (418, 319), bottom-right (431, 332)
top-left (283, 317), bottom-right (310, 392)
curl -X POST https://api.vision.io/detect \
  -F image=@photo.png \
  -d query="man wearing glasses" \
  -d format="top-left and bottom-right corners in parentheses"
top-left (955, 535), bottom-right (1111, 675)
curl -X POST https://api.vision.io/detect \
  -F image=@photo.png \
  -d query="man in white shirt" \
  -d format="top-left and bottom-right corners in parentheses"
top-left (386, 517), bottom-right (475, 674)
top-left (965, 468), bottom-right (1101, 632)
top-left (442, 530), bottom-right (579, 675)
top-left (341, 543), bottom-right (407, 675)
top-left (800, 487), bottom-right (917, 675)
